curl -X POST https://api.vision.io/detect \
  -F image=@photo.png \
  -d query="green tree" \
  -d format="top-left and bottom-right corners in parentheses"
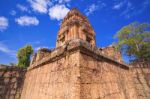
top-left (17, 45), bottom-right (33, 68)
top-left (114, 22), bottom-right (150, 63)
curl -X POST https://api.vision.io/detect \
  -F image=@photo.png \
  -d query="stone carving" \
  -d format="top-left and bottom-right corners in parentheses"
top-left (56, 8), bottom-right (96, 48)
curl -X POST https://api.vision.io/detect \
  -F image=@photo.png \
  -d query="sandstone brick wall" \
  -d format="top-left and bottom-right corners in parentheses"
top-left (21, 52), bottom-right (81, 99)
top-left (21, 51), bottom-right (142, 99)
top-left (20, 52), bottom-right (139, 99)
top-left (20, 39), bottom-right (150, 99)
top-left (100, 45), bottom-right (122, 63)
top-left (79, 53), bottom-right (139, 99)
top-left (0, 65), bottom-right (26, 99)
top-left (131, 68), bottom-right (150, 99)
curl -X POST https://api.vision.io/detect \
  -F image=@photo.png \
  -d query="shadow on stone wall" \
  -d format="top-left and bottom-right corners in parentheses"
top-left (0, 65), bottom-right (26, 99)
top-left (131, 63), bottom-right (150, 98)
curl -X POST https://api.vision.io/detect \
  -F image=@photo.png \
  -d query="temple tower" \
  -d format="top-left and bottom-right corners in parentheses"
top-left (56, 8), bottom-right (96, 48)
top-left (20, 8), bottom-right (142, 99)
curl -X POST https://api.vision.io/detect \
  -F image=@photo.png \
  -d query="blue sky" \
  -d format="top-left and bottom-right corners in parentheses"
top-left (0, 0), bottom-right (150, 64)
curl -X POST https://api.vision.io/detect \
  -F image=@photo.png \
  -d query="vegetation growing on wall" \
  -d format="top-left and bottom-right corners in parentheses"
top-left (17, 45), bottom-right (33, 68)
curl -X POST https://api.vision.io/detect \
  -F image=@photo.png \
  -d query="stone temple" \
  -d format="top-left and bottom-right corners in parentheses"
top-left (0, 8), bottom-right (150, 99)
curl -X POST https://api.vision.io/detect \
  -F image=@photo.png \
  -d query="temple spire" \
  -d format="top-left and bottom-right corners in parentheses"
top-left (56, 8), bottom-right (96, 48)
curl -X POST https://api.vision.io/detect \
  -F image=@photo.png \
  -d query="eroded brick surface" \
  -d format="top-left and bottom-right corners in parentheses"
top-left (79, 53), bottom-right (138, 99)
top-left (21, 52), bottom-right (81, 99)
top-left (0, 65), bottom-right (26, 99)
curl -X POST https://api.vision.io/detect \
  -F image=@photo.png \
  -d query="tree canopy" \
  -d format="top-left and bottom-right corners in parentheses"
top-left (115, 22), bottom-right (150, 63)
top-left (17, 45), bottom-right (33, 68)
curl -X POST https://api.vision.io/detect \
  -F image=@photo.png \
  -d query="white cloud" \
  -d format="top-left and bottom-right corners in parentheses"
top-left (0, 42), bottom-right (16, 57)
top-left (0, 43), bottom-right (10, 53)
top-left (28, 0), bottom-right (52, 13)
top-left (120, 2), bottom-right (133, 18)
top-left (85, 2), bottom-right (106, 16)
top-left (49, 5), bottom-right (70, 20)
top-left (58, 0), bottom-right (71, 3)
top-left (17, 4), bottom-right (29, 12)
top-left (0, 17), bottom-right (8, 31)
top-left (15, 16), bottom-right (39, 26)
top-left (113, 2), bottom-right (124, 10)
top-left (10, 10), bottom-right (16, 16)
top-left (85, 4), bottom-right (98, 16)
top-left (118, 0), bottom-right (150, 19)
